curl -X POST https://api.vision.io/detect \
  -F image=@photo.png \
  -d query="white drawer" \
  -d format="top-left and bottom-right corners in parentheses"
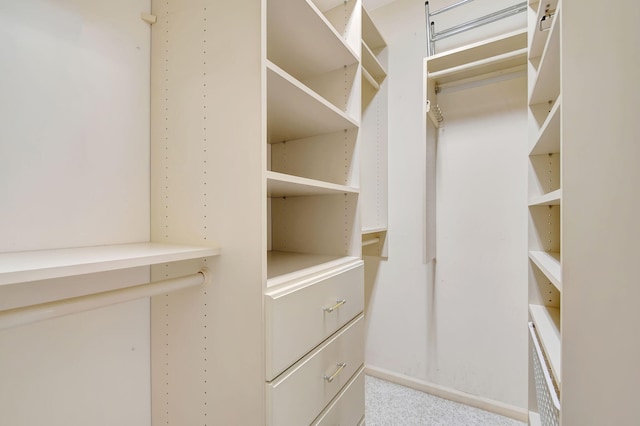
top-left (265, 260), bottom-right (364, 380)
top-left (266, 315), bottom-right (364, 426)
top-left (312, 367), bottom-right (365, 426)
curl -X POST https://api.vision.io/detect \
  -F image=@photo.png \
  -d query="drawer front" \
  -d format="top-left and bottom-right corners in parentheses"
top-left (267, 315), bottom-right (364, 426)
top-left (312, 367), bottom-right (365, 426)
top-left (265, 261), bottom-right (364, 380)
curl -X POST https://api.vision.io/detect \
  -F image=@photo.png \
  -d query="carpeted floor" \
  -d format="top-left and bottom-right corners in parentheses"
top-left (365, 375), bottom-right (527, 426)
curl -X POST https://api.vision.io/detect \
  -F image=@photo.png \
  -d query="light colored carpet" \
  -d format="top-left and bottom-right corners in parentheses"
top-left (365, 375), bottom-right (527, 426)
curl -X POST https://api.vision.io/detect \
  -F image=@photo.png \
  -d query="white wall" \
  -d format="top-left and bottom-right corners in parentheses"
top-left (0, 1), bottom-right (152, 424)
top-left (364, 0), bottom-right (528, 412)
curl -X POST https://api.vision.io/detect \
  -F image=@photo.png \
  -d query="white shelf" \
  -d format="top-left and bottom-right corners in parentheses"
top-left (267, 0), bottom-right (358, 80)
top-left (528, 0), bottom-right (558, 59)
top-left (528, 9), bottom-right (560, 105)
top-left (267, 171), bottom-right (358, 197)
top-left (267, 61), bottom-right (359, 143)
top-left (529, 304), bottom-right (561, 385)
top-left (530, 97), bottom-right (561, 155)
top-left (362, 226), bottom-right (387, 235)
top-left (362, 6), bottom-right (386, 51)
top-left (529, 189), bottom-right (561, 206)
top-left (266, 251), bottom-right (359, 285)
top-left (529, 251), bottom-right (561, 292)
top-left (0, 243), bottom-right (220, 286)
top-left (362, 41), bottom-right (387, 83)
top-left (426, 29), bottom-right (527, 86)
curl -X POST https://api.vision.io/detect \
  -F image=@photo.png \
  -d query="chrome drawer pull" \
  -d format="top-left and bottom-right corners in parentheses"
top-left (322, 299), bottom-right (346, 313)
top-left (323, 362), bottom-right (347, 383)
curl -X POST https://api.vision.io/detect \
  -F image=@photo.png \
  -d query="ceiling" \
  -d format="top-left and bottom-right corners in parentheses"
top-left (363, 0), bottom-right (397, 11)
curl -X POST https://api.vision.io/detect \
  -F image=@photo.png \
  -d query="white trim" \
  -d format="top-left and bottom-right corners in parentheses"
top-left (365, 365), bottom-right (528, 423)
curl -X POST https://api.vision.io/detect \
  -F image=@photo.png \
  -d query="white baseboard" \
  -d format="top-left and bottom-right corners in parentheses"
top-left (365, 365), bottom-right (528, 423)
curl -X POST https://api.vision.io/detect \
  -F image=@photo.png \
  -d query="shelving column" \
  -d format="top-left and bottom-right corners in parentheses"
top-left (265, 0), bottom-right (366, 424)
top-left (526, 0), bottom-right (561, 424)
top-left (361, 5), bottom-right (389, 257)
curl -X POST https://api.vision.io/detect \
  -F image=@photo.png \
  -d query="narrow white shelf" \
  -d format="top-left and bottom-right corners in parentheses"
top-left (529, 304), bottom-right (561, 386)
top-left (267, 171), bottom-right (358, 197)
top-left (267, 61), bottom-right (359, 143)
top-left (362, 41), bottom-right (386, 83)
top-left (362, 67), bottom-right (380, 91)
top-left (266, 251), bottom-right (360, 286)
top-left (426, 29), bottom-right (527, 86)
top-left (529, 9), bottom-right (560, 105)
top-left (0, 243), bottom-right (220, 286)
top-left (362, 226), bottom-right (387, 234)
top-left (529, 251), bottom-right (561, 291)
top-left (529, 189), bottom-right (562, 206)
top-left (362, 6), bottom-right (386, 51)
top-left (529, 0), bottom-right (558, 59)
top-left (267, 0), bottom-right (358, 80)
top-left (529, 97), bottom-right (561, 155)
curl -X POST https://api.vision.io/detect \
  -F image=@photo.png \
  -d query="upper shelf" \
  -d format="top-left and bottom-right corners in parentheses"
top-left (267, 61), bottom-right (359, 143)
top-left (0, 243), bottom-right (220, 286)
top-left (362, 6), bottom-right (386, 51)
top-left (267, 0), bottom-right (358, 80)
top-left (267, 171), bottom-right (358, 198)
top-left (529, 250), bottom-right (561, 292)
top-left (362, 41), bottom-right (387, 83)
top-left (426, 29), bottom-right (527, 86)
top-left (529, 0), bottom-right (559, 59)
top-left (529, 189), bottom-right (562, 207)
top-left (530, 97), bottom-right (561, 155)
top-left (528, 7), bottom-right (560, 105)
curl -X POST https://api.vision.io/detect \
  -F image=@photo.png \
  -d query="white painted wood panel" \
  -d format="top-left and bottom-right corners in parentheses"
top-left (561, 1), bottom-right (640, 424)
top-left (265, 261), bottom-right (363, 380)
top-left (149, 1), bottom-right (265, 424)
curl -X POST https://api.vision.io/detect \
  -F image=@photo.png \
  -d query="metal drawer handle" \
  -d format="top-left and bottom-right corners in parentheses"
top-left (323, 299), bottom-right (346, 313)
top-left (324, 363), bottom-right (347, 383)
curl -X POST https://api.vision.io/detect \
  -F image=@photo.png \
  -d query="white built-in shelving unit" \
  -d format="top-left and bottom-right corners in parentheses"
top-left (527, 0), bottom-right (561, 424)
top-left (150, 0), bottom-right (367, 422)
top-left (361, 5), bottom-right (389, 257)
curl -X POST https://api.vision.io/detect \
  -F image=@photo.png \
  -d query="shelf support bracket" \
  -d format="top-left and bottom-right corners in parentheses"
top-left (141, 13), bottom-right (157, 25)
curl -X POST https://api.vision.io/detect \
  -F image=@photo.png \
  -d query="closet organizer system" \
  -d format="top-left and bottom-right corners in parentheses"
top-left (424, 1), bottom-right (561, 425)
top-left (0, 0), bottom-right (388, 425)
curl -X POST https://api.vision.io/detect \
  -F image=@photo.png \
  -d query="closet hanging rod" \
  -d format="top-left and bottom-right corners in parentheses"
top-left (431, 2), bottom-right (527, 42)
top-left (0, 269), bottom-right (210, 330)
